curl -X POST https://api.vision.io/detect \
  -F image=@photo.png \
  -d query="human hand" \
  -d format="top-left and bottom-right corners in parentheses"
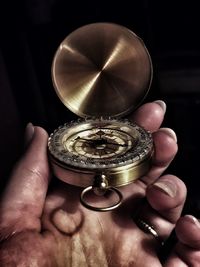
top-left (0, 101), bottom-right (199, 266)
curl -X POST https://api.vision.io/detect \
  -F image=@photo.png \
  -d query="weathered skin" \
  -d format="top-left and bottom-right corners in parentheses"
top-left (0, 182), bottom-right (170, 267)
top-left (0, 102), bottom-right (200, 266)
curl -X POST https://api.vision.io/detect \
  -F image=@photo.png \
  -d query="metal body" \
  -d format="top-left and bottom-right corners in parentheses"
top-left (52, 23), bottom-right (152, 118)
top-left (48, 118), bottom-right (153, 187)
top-left (48, 23), bottom-right (153, 211)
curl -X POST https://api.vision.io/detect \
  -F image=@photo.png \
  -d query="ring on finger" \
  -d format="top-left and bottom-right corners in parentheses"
top-left (136, 218), bottom-right (165, 246)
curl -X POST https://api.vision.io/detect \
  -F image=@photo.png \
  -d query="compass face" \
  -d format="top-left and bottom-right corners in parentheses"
top-left (63, 127), bottom-right (133, 159)
top-left (48, 119), bottom-right (153, 171)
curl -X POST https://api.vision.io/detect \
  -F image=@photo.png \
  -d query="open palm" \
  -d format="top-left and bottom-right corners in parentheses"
top-left (1, 101), bottom-right (200, 266)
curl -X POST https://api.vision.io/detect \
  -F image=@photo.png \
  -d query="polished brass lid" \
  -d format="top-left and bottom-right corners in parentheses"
top-left (52, 23), bottom-right (153, 118)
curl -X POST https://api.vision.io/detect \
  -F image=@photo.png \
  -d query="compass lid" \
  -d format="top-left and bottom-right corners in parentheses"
top-left (52, 23), bottom-right (153, 118)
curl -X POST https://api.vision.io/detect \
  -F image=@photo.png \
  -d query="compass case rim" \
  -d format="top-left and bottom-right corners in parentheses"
top-left (48, 119), bottom-right (153, 171)
top-left (50, 150), bottom-right (153, 188)
top-left (48, 118), bottom-right (153, 188)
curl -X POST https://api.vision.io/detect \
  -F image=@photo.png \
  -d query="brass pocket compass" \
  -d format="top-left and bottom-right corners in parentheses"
top-left (48, 23), bottom-right (153, 211)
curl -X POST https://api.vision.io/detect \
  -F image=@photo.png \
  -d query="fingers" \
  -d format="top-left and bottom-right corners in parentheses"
top-left (147, 175), bottom-right (187, 223)
top-left (0, 124), bottom-right (50, 236)
top-left (163, 215), bottom-right (200, 266)
top-left (135, 175), bottom-right (186, 243)
top-left (140, 128), bottom-right (178, 185)
top-left (176, 215), bottom-right (200, 249)
top-left (130, 100), bottom-right (177, 185)
top-left (129, 100), bottom-right (166, 132)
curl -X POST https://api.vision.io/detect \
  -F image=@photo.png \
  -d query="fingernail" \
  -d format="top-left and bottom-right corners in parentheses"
top-left (24, 122), bottom-right (35, 146)
top-left (184, 215), bottom-right (200, 228)
top-left (154, 100), bottom-right (167, 114)
top-left (153, 180), bottom-right (177, 197)
top-left (160, 128), bottom-right (177, 143)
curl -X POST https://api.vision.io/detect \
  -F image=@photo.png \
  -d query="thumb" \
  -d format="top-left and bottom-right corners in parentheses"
top-left (0, 124), bottom-right (50, 237)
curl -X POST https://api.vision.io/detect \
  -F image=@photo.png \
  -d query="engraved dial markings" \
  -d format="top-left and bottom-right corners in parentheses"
top-left (63, 127), bottom-right (133, 159)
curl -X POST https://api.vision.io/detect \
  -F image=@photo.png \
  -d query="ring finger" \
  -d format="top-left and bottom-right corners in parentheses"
top-left (134, 174), bottom-right (187, 246)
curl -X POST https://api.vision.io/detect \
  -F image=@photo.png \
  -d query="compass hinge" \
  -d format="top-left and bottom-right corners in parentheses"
top-left (93, 174), bottom-right (109, 196)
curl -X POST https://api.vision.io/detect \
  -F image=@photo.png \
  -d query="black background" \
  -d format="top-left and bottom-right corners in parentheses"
top-left (0, 0), bottom-right (200, 216)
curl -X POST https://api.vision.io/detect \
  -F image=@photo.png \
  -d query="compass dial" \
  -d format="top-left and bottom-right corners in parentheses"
top-left (48, 118), bottom-right (153, 171)
top-left (63, 127), bottom-right (134, 159)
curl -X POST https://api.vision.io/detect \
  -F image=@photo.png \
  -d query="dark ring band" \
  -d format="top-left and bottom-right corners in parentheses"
top-left (136, 218), bottom-right (164, 246)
